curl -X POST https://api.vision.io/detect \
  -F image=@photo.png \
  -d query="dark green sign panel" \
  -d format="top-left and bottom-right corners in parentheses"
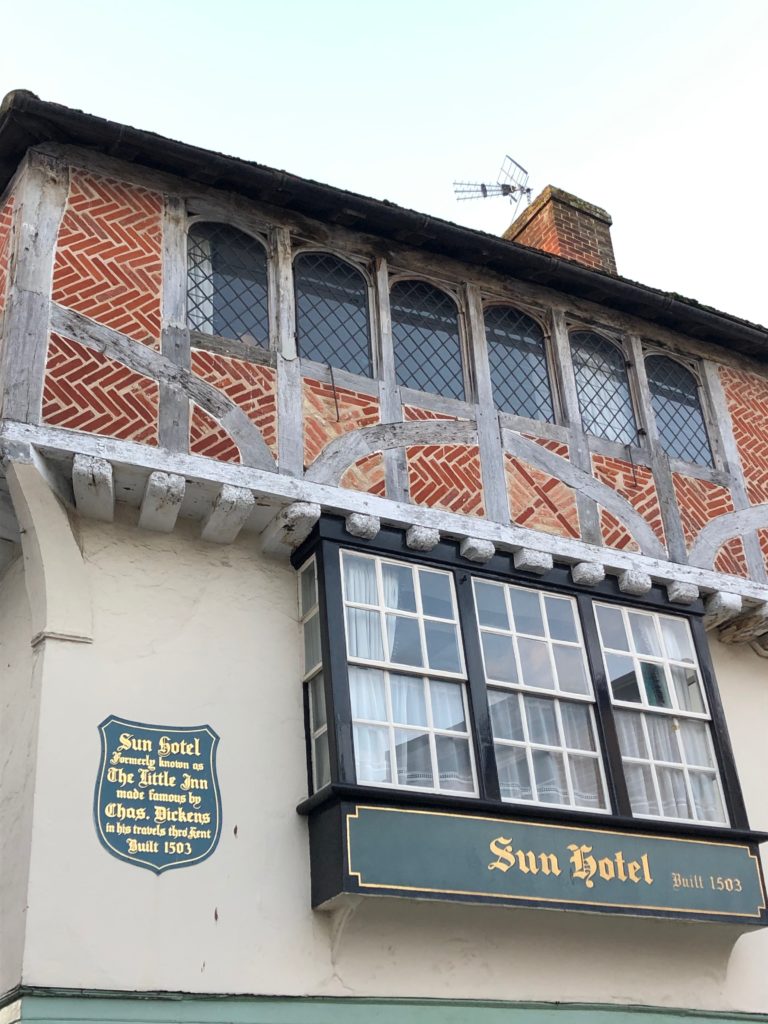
top-left (95, 716), bottom-right (221, 873)
top-left (345, 805), bottom-right (767, 923)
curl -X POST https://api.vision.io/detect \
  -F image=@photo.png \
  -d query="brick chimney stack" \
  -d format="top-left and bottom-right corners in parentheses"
top-left (504, 186), bottom-right (617, 274)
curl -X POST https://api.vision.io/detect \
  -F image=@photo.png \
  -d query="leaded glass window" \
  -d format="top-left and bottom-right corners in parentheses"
top-left (485, 306), bottom-right (554, 420)
top-left (570, 331), bottom-right (637, 445)
top-left (646, 355), bottom-right (713, 466)
top-left (187, 222), bottom-right (268, 346)
top-left (295, 253), bottom-right (372, 376)
top-left (391, 280), bottom-right (465, 400)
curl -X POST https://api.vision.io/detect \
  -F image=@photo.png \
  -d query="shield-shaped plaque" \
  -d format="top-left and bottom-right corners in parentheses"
top-left (94, 716), bottom-right (222, 873)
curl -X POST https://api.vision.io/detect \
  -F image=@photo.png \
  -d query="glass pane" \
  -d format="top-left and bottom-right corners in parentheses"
top-left (569, 755), bottom-right (605, 809)
top-left (391, 280), bottom-right (464, 400)
top-left (300, 562), bottom-right (316, 616)
top-left (386, 614), bottom-right (423, 667)
top-left (596, 605), bottom-right (629, 651)
top-left (510, 588), bottom-right (544, 636)
top-left (606, 653), bottom-right (641, 702)
top-left (532, 749), bottom-right (568, 804)
top-left (496, 744), bottom-right (533, 800)
top-left (419, 570), bottom-right (454, 619)
top-left (641, 661), bottom-right (671, 707)
top-left (436, 736), bottom-right (474, 792)
top-left (670, 664), bottom-right (705, 713)
top-left (354, 724), bottom-right (391, 783)
top-left (485, 305), bottom-right (554, 421)
top-left (561, 702), bottom-right (595, 751)
top-left (615, 710), bottom-right (648, 759)
top-left (553, 644), bottom-right (589, 694)
top-left (349, 666), bottom-right (387, 721)
top-left (310, 673), bottom-right (326, 730)
top-left (430, 680), bottom-right (466, 731)
top-left (660, 617), bottom-right (695, 663)
top-left (424, 620), bottom-right (462, 674)
top-left (571, 331), bottom-right (637, 445)
top-left (657, 766), bottom-right (691, 819)
top-left (481, 632), bottom-right (518, 684)
top-left (518, 637), bottom-right (555, 689)
top-left (346, 607), bottom-right (384, 661)
top-left (295, 252), bottom-right (371, 376)
top-left (646, 355), bottom-right (713, 466)
top-left (304, 612), bottom-right (322, 674)
top-left (314, 732), bottom-right (331, 790)
top-left (646, 715), bottom-right (681, 762)
top-left (629, 613), bottom-right (662, 657)
top-left (187, 223), bottom-right (268, 344)
top-left (390, 673), bottom-right (427, 727)
top-left (381, 562), bottom-right (416, 612)
top-left (343, 553), bottom-right (378, 605)
top-left (544, 597), bottom-right (578, 642)
top-left (524, 696), bottom-right (560, 746)
top-left (489, 691), bottom-right (524, 741)
top-left (690, 772), bottom-right (726, 823)
top-left (474, 580), bottom-right (509, 629)
top-left (624, 762), bottom-right (657, 815)
top-left (680, 719), bottom-right (714, 767)
top-left (394, 729), bottom-right (433, 788)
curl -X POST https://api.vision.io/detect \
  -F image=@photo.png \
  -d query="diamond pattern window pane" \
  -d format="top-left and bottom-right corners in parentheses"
top-left (295, 253), bottom-right (372, 377)
top-left (571, 331), bottom-right (637, 444)
top-left (187, 222), bottom-right (268, 346)
top-left (485, 306), bottom-right (553, 420)
top-left (391, 280), bottom-right (465, 400)
top-left (646, 355), bottom-right (713, 466)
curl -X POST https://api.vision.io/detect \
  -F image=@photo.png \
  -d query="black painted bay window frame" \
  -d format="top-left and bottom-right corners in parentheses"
top-left (294, 517), bottom-right (755, 843)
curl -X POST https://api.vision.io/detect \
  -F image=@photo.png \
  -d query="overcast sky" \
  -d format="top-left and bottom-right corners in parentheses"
top-left (2, 0), bottom-right (766, 325)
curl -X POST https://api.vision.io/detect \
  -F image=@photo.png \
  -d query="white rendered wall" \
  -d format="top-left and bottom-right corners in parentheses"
top-left (0, 557), bottom-right (37, 997)
top-left (12, 513), bottom-right (768, 1012)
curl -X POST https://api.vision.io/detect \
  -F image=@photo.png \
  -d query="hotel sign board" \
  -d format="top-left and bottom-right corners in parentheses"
top-left (315, 804), bottom-right (768, 925)
top-left (94, 716), bottom-right (221, 873)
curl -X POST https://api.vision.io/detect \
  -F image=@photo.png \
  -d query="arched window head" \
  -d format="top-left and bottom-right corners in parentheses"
top-left (570, 331), bottom-right (637, 445)
top-left (485, 306), bottom-right (553, 420)
top-left (294, 253), bottom-right (372, 376)
top-left (391, 281), bottom-right (464, 400)
top-left (187, 222), bottom-right (268, 345)
top-left (646, 355), bottom-right (713, 466)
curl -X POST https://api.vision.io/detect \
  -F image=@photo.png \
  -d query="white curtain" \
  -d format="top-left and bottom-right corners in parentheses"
top-left (187, 233), bottom-right (214, 333)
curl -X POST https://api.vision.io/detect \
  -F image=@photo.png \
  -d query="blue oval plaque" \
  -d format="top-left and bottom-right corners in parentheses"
top-left (94, 716), bottom-right (222, 873)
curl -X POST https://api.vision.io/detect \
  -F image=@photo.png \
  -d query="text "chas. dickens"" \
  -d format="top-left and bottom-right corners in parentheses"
top-left (488, 836), bottom-right (654, 889)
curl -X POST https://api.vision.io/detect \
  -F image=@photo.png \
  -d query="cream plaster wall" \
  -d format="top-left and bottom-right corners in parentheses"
top-left (13, 514), bottom-right (768, 1013)
top-left (0, 557), bottom-right (37, 997)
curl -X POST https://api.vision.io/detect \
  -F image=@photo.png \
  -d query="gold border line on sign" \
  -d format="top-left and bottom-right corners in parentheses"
top-left (344, 805), bottom-right (766, 919)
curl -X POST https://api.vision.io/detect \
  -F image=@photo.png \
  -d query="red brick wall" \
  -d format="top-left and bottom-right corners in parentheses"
top-left (404, 406), bottom-right (485, 517)
top-left (720, 366), bottom-right (768, 505)
top-left (303, 377), bottom-right (383, 494)
top-left (592, 455), bottom-right (665, 552)
top-left (190, 351), bottom-right (277, 464)
top-left (673, 473), bottom-right (747, 578)
top-left (0, 195), bottom-right (14, 314)
top-left (52, 170), bottom-right (162, 347)
top-left (505, 438), bottom-right (579, 538)
top-left (43, 334), bottom-right (158, 444)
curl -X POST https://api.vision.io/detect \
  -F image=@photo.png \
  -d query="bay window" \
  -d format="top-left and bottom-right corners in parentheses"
top-left (296, 519), bottom-right (748, 839)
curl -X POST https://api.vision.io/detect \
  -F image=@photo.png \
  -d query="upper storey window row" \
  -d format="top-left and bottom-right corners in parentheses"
top-left (184, 222), bottom-right (714, 468)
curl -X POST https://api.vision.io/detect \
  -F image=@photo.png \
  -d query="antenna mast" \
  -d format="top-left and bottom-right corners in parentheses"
top-left (453, 156), bottom-right (532, 212)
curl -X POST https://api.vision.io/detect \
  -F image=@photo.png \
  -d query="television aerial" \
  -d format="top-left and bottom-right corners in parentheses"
top-left (453, 156), bottom-right (532, 212)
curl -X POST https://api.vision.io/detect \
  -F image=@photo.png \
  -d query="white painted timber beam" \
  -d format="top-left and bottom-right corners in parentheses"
top-left (703, 592), bottom-right (743, 631)
top-left (261, 501), bottom-right (321, 555)
top-left (201, 485), bottom-right (255, 544)
top-left (138, 472), bottom-right (185, 533)
top-left (72, 454), bottom-right (114, 522)
top-left (717, 602), bottom-right (768, 645)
